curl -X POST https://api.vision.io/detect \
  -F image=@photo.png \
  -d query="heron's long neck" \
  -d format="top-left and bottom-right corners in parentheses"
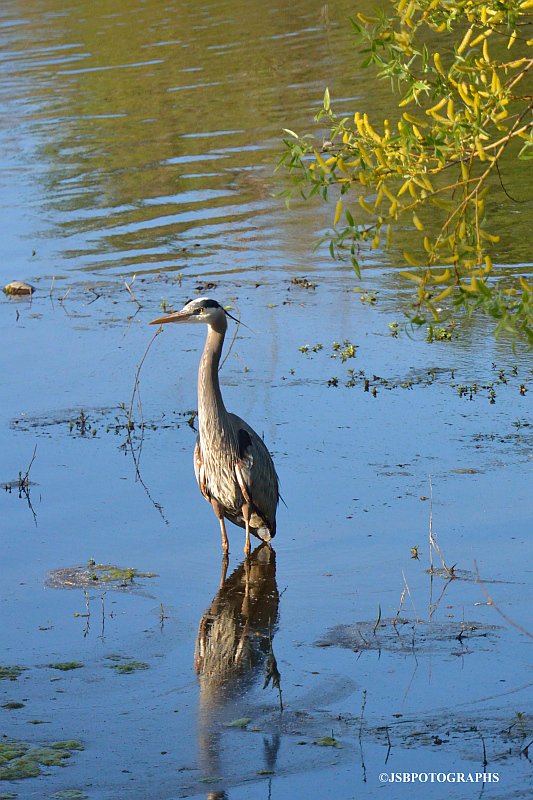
top-left (197, 323), bottom-right (229, 440)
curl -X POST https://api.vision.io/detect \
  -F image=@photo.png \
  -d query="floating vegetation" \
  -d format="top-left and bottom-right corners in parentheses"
top-left (0, 739), bottom-right (82, 781)
top-left (51, 741), bottom-right (84, 751)
top-left (1, 702), bottom-right (24, 710)
top-left (51, 792), bottom-right (88, 800)
top-left (10, 406), bottom-right (196, 440)
top-left (0, 667), bottom-right (25, 681)
top-left (46, 562), bottom-right (158, 591)
top-left (290, 276), bottom-right (316, 290)
top-left (316, 736), bottom-right (342, 748)
top-left (223, 718), bottom-right (251, 728)
top-left (48, 663), bottom-right (84, 671)
top-left (110, 661), bottom-right (149, 674)
top-left (316, 618), bottom-right (502, 656)
top-left (293, 350), bottom-right (533, 402)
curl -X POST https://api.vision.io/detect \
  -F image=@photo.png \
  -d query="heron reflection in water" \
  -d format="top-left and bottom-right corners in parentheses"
top-left (195, 543), bottom-right (280, 786)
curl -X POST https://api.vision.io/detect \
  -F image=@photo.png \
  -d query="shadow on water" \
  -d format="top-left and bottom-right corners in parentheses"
top-left (195, 543), bottom-right (279, 787)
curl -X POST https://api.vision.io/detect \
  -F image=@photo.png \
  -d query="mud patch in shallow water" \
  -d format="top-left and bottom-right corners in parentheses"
top-left (316, 618), bottom-right (502, 657)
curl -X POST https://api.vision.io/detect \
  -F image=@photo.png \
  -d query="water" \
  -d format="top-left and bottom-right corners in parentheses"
top-left (1, 1), bottom-right (532, 798)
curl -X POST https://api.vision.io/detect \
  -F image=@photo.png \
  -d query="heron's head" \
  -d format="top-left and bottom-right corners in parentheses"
top-left (150, 297), bottom-right (235, 329)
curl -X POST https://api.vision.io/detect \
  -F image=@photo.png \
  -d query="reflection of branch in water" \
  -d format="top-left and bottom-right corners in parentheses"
top-left (475, 561), bottom-right (533, 641)
top-left (359, 690), bottom-right (367, 783)
top-left (263, 620), bottom-right (283, 712)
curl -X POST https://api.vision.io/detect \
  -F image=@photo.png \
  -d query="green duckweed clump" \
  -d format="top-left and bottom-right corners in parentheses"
top-left (0, 739), bottom-right (83, 781)
top-left (0, 667), bottom-right (25, 681)
top-left (110, 661), bottom-right (149, 674)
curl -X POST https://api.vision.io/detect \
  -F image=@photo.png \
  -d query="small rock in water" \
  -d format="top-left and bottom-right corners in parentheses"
top-left (3, 281), bottom-right (34, 296)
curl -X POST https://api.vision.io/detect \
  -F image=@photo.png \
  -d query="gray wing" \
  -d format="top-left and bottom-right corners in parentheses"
top-left (228, 413), bottom-right (279, 536)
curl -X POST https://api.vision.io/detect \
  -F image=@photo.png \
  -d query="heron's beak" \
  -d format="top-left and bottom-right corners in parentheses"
top-left (149, 310), bottom-right (192, 325)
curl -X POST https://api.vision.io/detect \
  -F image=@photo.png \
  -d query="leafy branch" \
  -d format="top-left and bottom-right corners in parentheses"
top-left (278, 0), bottom-right (533, 341)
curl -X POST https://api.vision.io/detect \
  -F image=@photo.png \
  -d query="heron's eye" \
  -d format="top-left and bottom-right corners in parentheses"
top-left (195, 308), bottom-right (203, 314)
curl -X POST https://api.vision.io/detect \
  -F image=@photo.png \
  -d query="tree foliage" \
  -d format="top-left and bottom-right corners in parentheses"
top-left (279, 0), bottom-right (533, 341)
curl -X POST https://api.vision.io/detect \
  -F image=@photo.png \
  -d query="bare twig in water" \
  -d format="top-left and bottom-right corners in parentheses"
top-left (393, 586), bottom-right (406, 628)
top-left (159, 603), bottom-right (169, 630)
top-left (402, 570), bottom-right (419, 622)
top-left (18, 445), bottom-right (37, 527)
top-left (125, 329), bottom-right (168, 525)
top-left (385, 725), bottom-right (392, 765)
top-left (476, 727), bottom-right (488, 768)
top-left (219, 299), bottom-right (240, 371)
top-left (124, 275), bottom-right (142, 308)
top-left (474, 562), bottom-right (533, 641)
top-left (85, 287), bottom-right (101, 306)
top-left (59, 287), bottom-right (70, 304)
top-left (83, 590), bottom-right (90, 638)
top-left (373, 603), bottom-right (381, 636)
top-left (128, 329), bottom-right (161, 428)
top-left (20, 445), bottom-right (37, 488)
top-left (522, 739), bottom-right (533, 759)
top-left (428, 475), bottom-right (455, 577)
top-left (49, 276), bottom-right (55, 299)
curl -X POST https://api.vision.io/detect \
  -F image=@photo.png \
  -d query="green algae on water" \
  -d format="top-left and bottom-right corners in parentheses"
top-left (48, 662), bottom-right (84, 671)
top-left (51, 741), bottom-right (84, 751)
top-left (51, 792), bottom-right (88, 800)
top-left (0, 739), bottom-right (83, 782)
top-left (223, 718), bottom-right (251, 728)
top-left (1, 703), bottom-right (24, 710)
top-left (0, 667), bottom-right (25, 681)
top-left (316, 736), bottom-right (342, 748)
top-left (110, 661), bottom-right (149, 674)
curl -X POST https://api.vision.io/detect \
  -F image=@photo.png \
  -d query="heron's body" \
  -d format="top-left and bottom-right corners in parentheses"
top-left (150, 298), bottom-right (279, 555)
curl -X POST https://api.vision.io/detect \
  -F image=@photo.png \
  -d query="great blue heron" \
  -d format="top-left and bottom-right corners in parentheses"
top-left (150, 298), bottom-right (279, 556)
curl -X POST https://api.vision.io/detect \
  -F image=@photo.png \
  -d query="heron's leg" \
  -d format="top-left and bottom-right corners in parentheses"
top-left (211, 499), bottom-right (229, 554)
top-left (242, 503), bottom-right (252, 558)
